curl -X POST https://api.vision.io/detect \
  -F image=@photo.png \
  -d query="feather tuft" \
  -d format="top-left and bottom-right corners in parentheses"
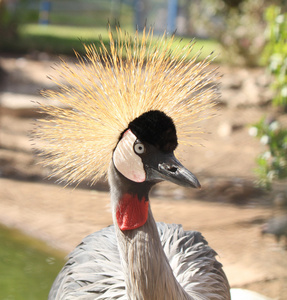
top-left (36, 27), bottom-right (219, 185)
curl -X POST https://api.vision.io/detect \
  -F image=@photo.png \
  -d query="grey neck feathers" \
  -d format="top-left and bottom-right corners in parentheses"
top-left (108, 163), bottom-right (191, 300)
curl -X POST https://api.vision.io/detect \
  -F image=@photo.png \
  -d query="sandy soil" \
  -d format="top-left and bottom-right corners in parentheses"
top-left (0, 56), bottom-right (287, 299)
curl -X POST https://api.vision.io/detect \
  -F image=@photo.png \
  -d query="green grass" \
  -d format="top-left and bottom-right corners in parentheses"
top-left (21, 24), bottom-right (110, 40)
top-left (0, 224), bottom-right (66, 300)
top-left (17, 24), bottom-right (112, 55)
top-left (17, 24), bottom-right (220, 62)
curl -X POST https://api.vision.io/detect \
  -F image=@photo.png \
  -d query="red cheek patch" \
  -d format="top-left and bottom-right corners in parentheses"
top-left (116, 193), bottom-right (149, 231)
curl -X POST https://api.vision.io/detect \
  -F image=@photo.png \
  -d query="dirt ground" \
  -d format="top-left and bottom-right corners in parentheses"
top-left (0, 56), bottom-right (287, 299)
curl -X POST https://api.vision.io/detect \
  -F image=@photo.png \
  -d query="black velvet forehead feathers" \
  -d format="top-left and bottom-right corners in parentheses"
top-left (127, 110), bottom-right (178, 153)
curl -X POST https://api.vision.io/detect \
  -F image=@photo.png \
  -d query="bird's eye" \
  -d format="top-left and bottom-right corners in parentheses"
top-left (134, 142), bottom-right (145, 155)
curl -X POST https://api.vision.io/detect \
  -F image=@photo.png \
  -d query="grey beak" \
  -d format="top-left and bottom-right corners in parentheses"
top-left (145, 152), bottom-right (201, 188)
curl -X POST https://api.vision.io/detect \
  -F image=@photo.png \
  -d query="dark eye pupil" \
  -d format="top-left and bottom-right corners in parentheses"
top-left (135, 143), bottom-right (144, 154)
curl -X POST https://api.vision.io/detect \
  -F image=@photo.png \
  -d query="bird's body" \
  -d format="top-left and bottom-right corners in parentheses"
top-left (38, 28), bottom-right (231, 299)
top-left (49, 223), bottom-right (228, 300)
top-left (49, 160), bottom-right (229, 299)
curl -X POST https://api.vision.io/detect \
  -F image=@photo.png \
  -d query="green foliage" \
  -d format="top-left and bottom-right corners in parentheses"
top-left (0, 1), bottom-right (19, 49)
top-left (262, 6), bottom-right (287, 109)
top-left (250, 117), bottom-right (287, 189)
top-left (0, 0), bottom-right (39, 52)
top-left (189, 0), bottom-right (270, 66)
top-left (250, 5), bottom-right (287, 189)
top-left (48, 2), bottom-right (133, 28)
top-left (0, 0), bottom-right (134, 54)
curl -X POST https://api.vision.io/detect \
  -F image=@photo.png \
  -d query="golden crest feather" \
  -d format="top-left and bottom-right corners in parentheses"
top-left (36, 27), bottom-right (219, 185)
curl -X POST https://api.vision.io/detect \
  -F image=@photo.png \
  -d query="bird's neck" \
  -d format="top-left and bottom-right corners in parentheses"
top-left (108, 163), bottom-right (190, 300)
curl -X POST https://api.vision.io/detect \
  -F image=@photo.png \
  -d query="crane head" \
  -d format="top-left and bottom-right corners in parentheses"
top-left (36, 28), bottom-right (218, 187)
top-left (113, 110), bottom-right (201, 189)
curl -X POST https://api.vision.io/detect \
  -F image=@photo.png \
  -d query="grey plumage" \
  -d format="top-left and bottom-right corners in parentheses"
top-left (49, 225), bottom-right (124, 300)
top-left (49, 223), bottom-right (229, 300)
top-left (46, 111), bottom-right (231, 300)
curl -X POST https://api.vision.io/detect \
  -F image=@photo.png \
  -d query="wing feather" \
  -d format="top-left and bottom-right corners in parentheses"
top-left (49, 223), bottom-right (229, 300)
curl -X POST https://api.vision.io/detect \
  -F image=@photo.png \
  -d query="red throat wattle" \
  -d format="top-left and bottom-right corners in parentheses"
top-left (116, 193), bottom-right (149, 231)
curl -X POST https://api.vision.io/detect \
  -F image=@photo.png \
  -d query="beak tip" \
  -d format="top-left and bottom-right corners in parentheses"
top-left (193, 180), bottom-right (201, 189)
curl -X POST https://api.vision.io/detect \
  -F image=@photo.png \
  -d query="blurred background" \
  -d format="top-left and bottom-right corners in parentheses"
top-left (0, 0), bottom-right (287, 299)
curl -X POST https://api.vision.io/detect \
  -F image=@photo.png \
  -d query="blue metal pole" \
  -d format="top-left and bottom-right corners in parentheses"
top-left (167, 0), bottom-right (178, 33)
top-left (39, 1), bottom-right (51, 25)
top-left (134, 0), bottom-right (146, 31)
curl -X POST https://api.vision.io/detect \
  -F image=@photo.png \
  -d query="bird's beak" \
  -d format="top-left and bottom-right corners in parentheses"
top-left (145, 152), bottom-right (201, 188)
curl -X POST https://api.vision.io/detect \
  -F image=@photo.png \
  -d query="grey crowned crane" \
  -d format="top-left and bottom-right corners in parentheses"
top-left (37, 28), bottom-right (232, 300)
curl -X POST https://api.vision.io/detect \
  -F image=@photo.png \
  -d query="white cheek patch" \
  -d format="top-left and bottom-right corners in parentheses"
top-left (113, 129), bottom-right (146, 183)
